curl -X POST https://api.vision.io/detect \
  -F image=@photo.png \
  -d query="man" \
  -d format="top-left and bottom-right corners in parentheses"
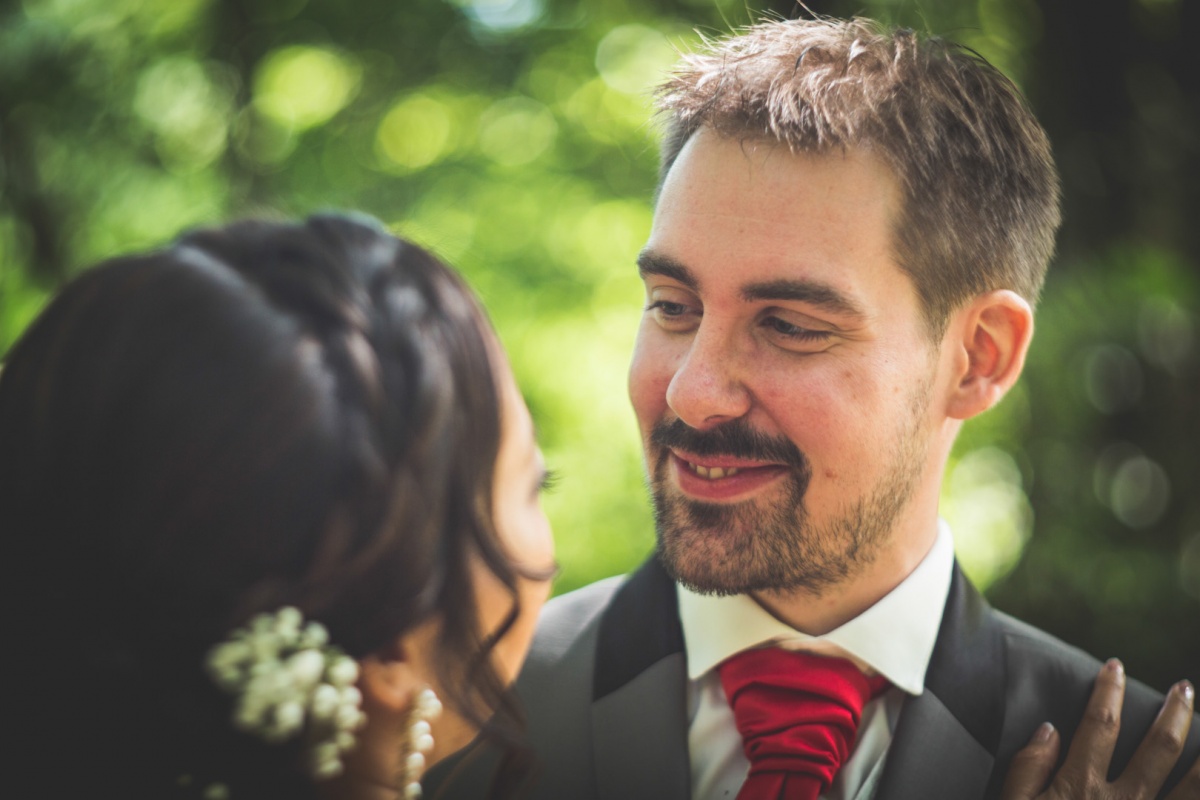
top-left (430, 17), bottom-right (1199, 800)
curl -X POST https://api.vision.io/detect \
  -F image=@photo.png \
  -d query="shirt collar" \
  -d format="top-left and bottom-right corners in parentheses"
top-left (676, 520), bottom-right (955, 696)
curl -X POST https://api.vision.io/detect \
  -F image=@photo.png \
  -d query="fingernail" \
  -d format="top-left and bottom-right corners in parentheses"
top-left (1177, 680), bottom-right (1195, 707)
top-left (1106, 658), bottom-right (1125, 680)
top-left (1034, 721), bottom-right (1054, 743)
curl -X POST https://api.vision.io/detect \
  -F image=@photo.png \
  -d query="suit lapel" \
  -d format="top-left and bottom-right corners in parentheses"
top-left (583, 560), bottom-right (1009, 800)
top-left (873, 690), bottom-right (995, 799)
top-left (874, 564), bottom-right (1005, 800)
top-left (591, 557), bottom-right (691, 800)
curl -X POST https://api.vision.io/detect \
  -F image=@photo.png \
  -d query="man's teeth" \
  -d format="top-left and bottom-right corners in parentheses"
top-left (689, 463), bottom-right (740, 479)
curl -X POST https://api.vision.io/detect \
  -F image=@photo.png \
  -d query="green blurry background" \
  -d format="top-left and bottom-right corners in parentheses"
top-left (2, 0), bottom-right (1196, 688)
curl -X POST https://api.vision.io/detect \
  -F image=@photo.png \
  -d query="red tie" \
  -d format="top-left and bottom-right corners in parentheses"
top-left (717, 647), bottom-right (890, 800)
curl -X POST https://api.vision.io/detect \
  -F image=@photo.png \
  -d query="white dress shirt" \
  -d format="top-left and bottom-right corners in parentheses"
top-left (678, 521), bottom-right (956, 800)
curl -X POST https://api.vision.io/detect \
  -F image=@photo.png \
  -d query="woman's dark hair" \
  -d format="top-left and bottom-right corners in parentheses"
top-left (0, 213), bottom-right (528, 797)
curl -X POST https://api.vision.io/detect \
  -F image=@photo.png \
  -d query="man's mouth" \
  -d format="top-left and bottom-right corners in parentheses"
top-left (686, 462), bottom-right (742, 480)
top-left (669, 451), bottom-right (789, 500)
top-left (674, 450), bottom-right (779, 475)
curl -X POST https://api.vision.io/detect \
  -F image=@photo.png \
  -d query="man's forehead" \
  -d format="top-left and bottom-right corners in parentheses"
top-left (646, 129), bottom-right (904, 309)
top-left (665, 127), bottom-right (897, 191)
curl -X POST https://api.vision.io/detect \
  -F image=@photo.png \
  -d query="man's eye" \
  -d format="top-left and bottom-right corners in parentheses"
top-left (763, 316), bottom-right (831, 342)
top-left (646, 300), bottom-right (688, 317)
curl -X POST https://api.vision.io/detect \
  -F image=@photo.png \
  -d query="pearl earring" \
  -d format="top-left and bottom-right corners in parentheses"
top-left (401, 687), bottom-right (442, 799)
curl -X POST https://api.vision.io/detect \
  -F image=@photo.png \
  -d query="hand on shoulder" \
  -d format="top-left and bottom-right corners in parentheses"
top-left (1002, 660), bottom-right (1198, 799)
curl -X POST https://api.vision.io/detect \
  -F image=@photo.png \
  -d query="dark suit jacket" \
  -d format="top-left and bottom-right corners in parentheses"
top-left (428, 556), bottom-right (1199, 800)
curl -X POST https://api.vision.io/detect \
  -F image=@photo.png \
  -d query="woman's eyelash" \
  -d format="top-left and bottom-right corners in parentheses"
top-left (538, 468), bottom-right (559, 493)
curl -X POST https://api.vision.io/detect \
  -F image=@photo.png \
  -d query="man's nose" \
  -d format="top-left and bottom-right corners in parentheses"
top-left (665, 324), bottom-right (751, 429)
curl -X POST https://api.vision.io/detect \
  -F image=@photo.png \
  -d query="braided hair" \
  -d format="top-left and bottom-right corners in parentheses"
top-left (1, 213), bottom-right (529, 798)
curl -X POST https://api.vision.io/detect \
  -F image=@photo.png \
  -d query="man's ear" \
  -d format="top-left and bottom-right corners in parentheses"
top-left (945, 290), bottom-right (1033, 420)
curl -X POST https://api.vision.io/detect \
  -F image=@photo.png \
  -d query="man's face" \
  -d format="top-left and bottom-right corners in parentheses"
top-left (629, 129), bottom-right (943, 597)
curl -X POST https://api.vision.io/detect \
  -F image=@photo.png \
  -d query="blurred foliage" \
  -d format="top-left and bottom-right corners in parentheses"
top-left (1, 0), bottom-right (1196, 689)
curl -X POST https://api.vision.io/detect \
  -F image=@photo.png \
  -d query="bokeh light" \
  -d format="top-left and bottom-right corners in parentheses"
top-left (943, 447), bottom-right (1034, 590)
top-left (253, 46), bottom-right (361, 132)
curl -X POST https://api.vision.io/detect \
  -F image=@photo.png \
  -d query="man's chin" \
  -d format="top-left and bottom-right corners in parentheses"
top-left (661, 565), bottom-right (761, 597)
top-left (659, 544), bottom-right (850, 596)
top-left (656, 527), bottom-right (793, 596)
top-left (654, 514), bottom-right (854, 597)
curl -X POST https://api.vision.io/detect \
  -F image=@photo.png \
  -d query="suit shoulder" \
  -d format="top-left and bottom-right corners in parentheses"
top-left (991, 608), bottom-right (1127, 712)
top-left (993, 609), bottom-right (1101, 676)
top-left (994, 608), bottom-right (1181, 727)
top-left (507, 576), bottom-right (631, 800)
top-left (988, 608), bottom-right (1198, 797)
top-left (543, 574), bottom-right (627, 623)
top-left (525, 574), bottom-right (627, 668)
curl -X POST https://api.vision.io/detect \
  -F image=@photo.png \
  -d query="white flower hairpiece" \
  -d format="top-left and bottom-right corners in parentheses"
top-left (206, 607), bottom-right (365, 779)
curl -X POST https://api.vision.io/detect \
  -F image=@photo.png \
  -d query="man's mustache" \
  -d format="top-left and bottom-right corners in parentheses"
top-left (650, 418), bottom-right (808, 469)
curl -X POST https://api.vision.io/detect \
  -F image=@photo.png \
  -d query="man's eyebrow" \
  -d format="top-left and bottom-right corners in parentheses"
top-left (637, 250), bottom-right (866, 318)
top-left (742, 279), bottom-right (865, 318)
top-left (636, 250), bottom-right (699, 292)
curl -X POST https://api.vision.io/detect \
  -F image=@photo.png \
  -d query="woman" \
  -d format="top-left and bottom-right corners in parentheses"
top-left (1, 213), bottom-right (555, 799)
top-left (1, 213), bottom-right (1192, 800)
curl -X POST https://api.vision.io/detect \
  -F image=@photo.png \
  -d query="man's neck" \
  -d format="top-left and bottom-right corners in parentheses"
top-left (750, 511), bottom-right (941, 636)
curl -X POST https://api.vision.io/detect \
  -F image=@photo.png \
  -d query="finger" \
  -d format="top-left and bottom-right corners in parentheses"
top-left (1163, 744), bottom-right (1199, 800)
top-left (1000, 722), bottom-right (1061, 800)
top-left (1057, 659), bottom-right (1126, 785)
top-left (1118, 680), bottom-right (1195, 796)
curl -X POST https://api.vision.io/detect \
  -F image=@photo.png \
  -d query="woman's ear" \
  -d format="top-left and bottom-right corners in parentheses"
top-left (945, 290), bottom-right (1034, 420)
top-left (356, 619), bottom-right (473, 771)
top-left (358, 654), bottom-right (417, 714)
top-left (357, 621), bottom-right (439, 714)
top-left (331, 621), bottom-right (449, 795)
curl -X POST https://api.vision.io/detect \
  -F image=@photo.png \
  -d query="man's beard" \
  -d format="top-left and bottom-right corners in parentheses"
top-left (648, 384), bottom-right (932, 596)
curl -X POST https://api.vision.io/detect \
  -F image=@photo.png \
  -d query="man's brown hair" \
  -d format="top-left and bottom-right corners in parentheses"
top-left (655, 17), bottom-right (1062, 335)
